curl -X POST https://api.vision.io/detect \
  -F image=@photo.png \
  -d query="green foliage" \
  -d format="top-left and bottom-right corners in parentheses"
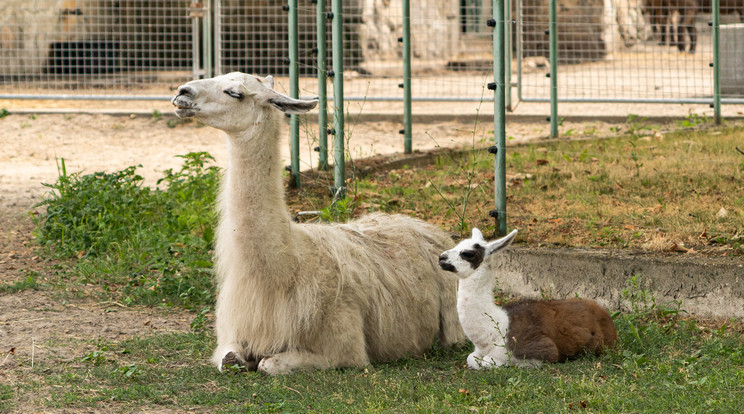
top-left (112, 364), bottom-right (142, 379)
top-left (0, 108), bottom-right (10, 118)
top-left (319, 196), bottom-right (356, 222)
top-left (34, 152), bottom-right (220, 309)
top-left (677, 113), bottom-right (711, 128)
top-left (189, 306), bottom-right (212, 332)
top-left (0, 273), bottom-right (40, 293)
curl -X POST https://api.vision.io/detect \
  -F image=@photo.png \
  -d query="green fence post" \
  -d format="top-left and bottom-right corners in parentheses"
top-left (549, 0), bottom-right (558, 138)
top-left (288, 0), bottom-right (300, 188)
top-left (317, 0), bottom-right (329, 170)
top-left (505, 0), bottom-right (512, 110)
top-left (331, 0), bottom-right (345, 197)
top-left (402, 0), bottom-right (413, 154)
top-left (491, 0), bottom-right (507, 236)
top-left (712, 0), bottom-right (721, 125)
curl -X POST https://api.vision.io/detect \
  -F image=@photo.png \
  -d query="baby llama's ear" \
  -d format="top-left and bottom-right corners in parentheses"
top-left (485, 229), bottom-right (518, 256)
top-left (471, 228), bottom-right (484, 241)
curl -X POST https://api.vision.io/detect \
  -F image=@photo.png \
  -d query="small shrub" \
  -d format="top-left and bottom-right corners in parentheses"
top-left (34, 153), bottom-right (220, 309)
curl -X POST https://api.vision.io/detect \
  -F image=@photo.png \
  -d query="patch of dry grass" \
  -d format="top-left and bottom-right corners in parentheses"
top-left (288, 122), bottom-right (744, 256)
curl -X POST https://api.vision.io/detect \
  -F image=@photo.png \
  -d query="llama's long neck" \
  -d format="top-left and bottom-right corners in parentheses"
top-left (217, 110), bottom-right (299, 281)
top-left (457, 265), bottom-right (509, 348)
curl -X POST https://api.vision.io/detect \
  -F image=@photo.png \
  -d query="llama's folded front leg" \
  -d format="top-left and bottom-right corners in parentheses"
top-left (257, 340), bottom-right (370, 375)
top-left (258, 306), bottom-right (370, 375)
top-left (257, 350), bottom-right (333, 375)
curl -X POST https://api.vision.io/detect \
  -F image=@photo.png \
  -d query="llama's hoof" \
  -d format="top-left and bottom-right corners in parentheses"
top-left (220, 352), bottom-right (246, 372)
top-left (220, 351), bottom-right (259, 372)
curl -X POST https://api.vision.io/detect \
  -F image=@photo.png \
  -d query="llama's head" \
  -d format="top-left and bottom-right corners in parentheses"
top-left (438, 228), bottom-right (518, 278)
top-left (171, 72), bottom-right (318, 132)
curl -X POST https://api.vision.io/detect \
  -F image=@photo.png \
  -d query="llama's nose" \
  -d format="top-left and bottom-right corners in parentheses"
top-left (176, 85), bottom-right (195, 98)
top-left (438, 253), bottom-right (447, 263)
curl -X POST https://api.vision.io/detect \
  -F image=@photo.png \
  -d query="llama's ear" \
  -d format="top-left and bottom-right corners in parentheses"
top-left (485, 229), bottom-right (518, 256)
top-left (263, 75), bottom-right (275, 89)
top-left (265, 91), bottom-right (318, 114)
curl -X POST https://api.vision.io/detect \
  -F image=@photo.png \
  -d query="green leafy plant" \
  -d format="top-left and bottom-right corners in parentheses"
top-left (34, 153), bottom-right (220, 308)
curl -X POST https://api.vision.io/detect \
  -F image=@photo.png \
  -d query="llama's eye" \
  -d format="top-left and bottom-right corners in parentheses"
top-left (224, 89), bottom-right (244, 100)
top-left (461, 251), bottom-right (475, 259)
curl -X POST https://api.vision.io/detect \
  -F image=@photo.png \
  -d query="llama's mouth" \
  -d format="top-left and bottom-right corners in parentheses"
top-left (171, 96), bottom-right (199, 118)
top-left (438, 261), bottom-right (456, 272)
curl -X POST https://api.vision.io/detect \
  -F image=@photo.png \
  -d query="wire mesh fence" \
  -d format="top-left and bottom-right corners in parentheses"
top-left (0, 0), bottom-right (742, 104)
top-left (0, 0), bottom-right (201, 99)
top-left (517, 0), bottom-right (744, 103)
top-left (215, 1), bottom-right (494, 101)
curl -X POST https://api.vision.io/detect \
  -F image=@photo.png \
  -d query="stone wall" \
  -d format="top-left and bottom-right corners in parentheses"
top-left (0, 0), bottom-right (100, 76)
top-left (358, 0), bottom-right (459, 61)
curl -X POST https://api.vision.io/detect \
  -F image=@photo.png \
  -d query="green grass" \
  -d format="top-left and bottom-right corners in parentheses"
top-left (0, 273), bottom-right (41, 294)
top-left (7, 292), bottom-right (744, 413)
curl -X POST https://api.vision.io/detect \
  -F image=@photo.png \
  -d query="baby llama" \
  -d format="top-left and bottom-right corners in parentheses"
top-left (171, 72), bottom-right (465, 375)
top-left (438, 228), bottom-right (617, 369)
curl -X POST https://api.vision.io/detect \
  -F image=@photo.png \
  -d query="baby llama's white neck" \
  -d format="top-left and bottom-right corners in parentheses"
top-left (219, 110), bottom-right (298, 277)
top-left (457, 265), bottom-right (509, 348)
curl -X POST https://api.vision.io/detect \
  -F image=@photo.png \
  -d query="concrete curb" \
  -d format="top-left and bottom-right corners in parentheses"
top-left (496, 246), bottom-right (744, 319)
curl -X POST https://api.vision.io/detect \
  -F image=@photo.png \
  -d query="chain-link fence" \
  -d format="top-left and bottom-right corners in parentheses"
top-left (0, 0), bottom-right (742, 104)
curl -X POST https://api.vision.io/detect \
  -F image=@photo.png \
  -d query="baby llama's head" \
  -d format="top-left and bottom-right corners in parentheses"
top-left (438, 228), bottom-right (518, 278)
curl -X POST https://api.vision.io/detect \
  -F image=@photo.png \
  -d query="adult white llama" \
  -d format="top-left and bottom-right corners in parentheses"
top-left (171, 72), bottom-right (465, 375)
top-left (438, 228), bottom-right (617, 369)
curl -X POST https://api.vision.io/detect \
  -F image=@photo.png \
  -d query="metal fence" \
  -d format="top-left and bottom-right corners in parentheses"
top-left (0, 0), bottom-right (205, 100)
top-left (214, 1), bottom-right (494, 102)
top-left (0, 0), bottom-right (742, 104)
top-left (518, 0), bottom-right (744, 104)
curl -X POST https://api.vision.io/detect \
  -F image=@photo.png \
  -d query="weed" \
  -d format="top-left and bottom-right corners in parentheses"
top-left (319, 194), bottom-right (355, 222)
top-left (625, 114), bottom-right (652, 136)
top-left (190, 306), bottom-right (211, 332)
top-left (0, 108), bottom-right (9, 118)
top-left (112, 364), bottom-right (142, 379)
top-left (583, 126), bottom-right (598, 136)
top-left (80, 340), bottom-right (110, 366)
top-left (151, 110), bottom-right (162, 120)
top-left (678, 113), bottom-right (711, 128)
top-left (628, 139), bottom-right (644, 177)
top-left (34, 153), bottom-right (220, 308)
top-left (0, 273), bottom-right (40, 293)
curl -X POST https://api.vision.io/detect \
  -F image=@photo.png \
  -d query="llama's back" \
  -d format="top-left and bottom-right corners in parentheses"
top-left (299, 212), bottom-right (464, 361)
top-left (504, 298), bottom-right (617, 363)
